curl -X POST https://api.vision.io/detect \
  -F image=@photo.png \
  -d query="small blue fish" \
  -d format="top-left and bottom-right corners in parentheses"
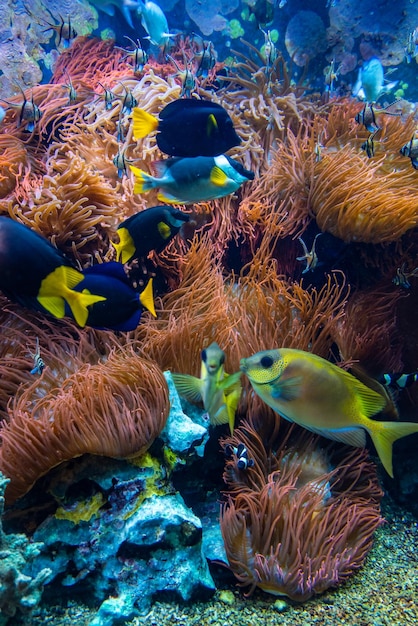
top-left (137, 0), bottom-right (173, 49)
top-left (352, 58), bottom-right (397, 102)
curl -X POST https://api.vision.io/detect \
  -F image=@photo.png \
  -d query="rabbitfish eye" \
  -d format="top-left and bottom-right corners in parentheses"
top-left (260, 355), bottom-right (274, 368)
top-left (201, 349), bottom-right (207, 362)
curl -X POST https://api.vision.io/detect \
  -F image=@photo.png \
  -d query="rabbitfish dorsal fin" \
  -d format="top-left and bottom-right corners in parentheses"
top-left (336, 367), bottom-right (387, 417)
top-left (171, 373), bottom-right (203, 403)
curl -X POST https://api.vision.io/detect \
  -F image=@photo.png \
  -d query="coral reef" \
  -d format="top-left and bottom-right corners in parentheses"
top-left (221, 418), bottom-right (383, 601)
top-left (0, 472), bottom-right (51, 625)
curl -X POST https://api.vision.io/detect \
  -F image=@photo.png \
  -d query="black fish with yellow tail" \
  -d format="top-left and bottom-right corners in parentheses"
top-left (113, 206), bottom-right (190, 264)
top-left (132, 98), bottom-right (241, 157)
top-left (0, 217), bottom-right (105, 326)
top-left (65, 262), bottom-right (156, 331)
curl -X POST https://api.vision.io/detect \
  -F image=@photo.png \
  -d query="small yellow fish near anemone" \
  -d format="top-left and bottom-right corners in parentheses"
top-left (171, 342), bottom-right (242, 433)
top-left (239, 348), bottom-right (418, 478)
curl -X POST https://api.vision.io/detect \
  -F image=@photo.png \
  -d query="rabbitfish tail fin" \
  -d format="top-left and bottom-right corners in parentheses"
top-left (130, 165), bottom-right (157, 194)
top-left (132, 108), bottom-right (159, 139)
top-left (370, 420), bottom-right (418, 478)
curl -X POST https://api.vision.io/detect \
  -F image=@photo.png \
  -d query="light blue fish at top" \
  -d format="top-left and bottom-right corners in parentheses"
top-left (352, 57), bottom-right (397, 102)
top-left (0, 107), bottom-right (5, 124)
top-left (137, 0), bottom-right (173, 49)
top-left (89, 0), bottom-right (140, 28)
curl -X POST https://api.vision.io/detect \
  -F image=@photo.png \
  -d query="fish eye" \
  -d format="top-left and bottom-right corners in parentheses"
top-left (220, 353), bottom-right (225, 364)
top-left (201, 349), bottom-right (207, 362)
top-left (260, 355), bottom-right (274, 369)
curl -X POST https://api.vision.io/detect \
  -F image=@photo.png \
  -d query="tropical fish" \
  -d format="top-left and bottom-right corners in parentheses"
top-left (28, 337), bottom-right (45, 375)
top-left (118, 83), bottom-right (138, 114)
top-left (404, 28), bottom-right (418, 63)
top-left (112, 145), bottom-right (136, 178)
top-left (194, 37), bottom-right (217, 78)
top-left (361, 130), bottom-right (379, 158)
top-left (296, 233), bottom-right (322, 274)
top-left (41, 9), bottom-right (77, 48)
top-left (131, 155), bottom-right (254, 204)
top-left (167, 55), bottom-right (196, 99)
top-left (0, 107), bottom-right (5, 124)
top-left (113, 206), bottom-right (190, 264)
top-left (116, 36), bottom-right (148, 73)
top-left (137, 0), bottom-right (173, 49)
top-left (379, 371), bottom-right (418, 390)
top-left (89, 0), bottom-right (140, 28)
top-left (392, 262), bottom-right (418, 288)
top-left (400, 135), bottom-right (418, 170)
top-left (355, 102), bottom-right (400, 133)
top-left (0, 217), bottom-right (105, 326)
top-left (171, 342), bottom-right (242, 433)
top-left (225, 443), bottom-right (255, 470)
top-left (239, 348), bottom-right (418, 477)
top-left (65, 262), bottom-right (156, 331)
top-left (132, 98), bottom-right (241, 157)
top-left (352, 57), bottom-right (398, 102)
top-left (95, 82), bottom-right (117, 111)
top-left (0, 85), bottom-right (43, 132)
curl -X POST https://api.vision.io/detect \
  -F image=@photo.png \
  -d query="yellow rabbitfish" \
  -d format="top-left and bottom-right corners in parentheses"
top-left (171, 342), bottom-right (242, 433)
top-left (240, 348), bottom-right (418, 478)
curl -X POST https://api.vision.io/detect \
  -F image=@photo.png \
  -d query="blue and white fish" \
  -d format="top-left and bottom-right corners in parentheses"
top-left (137, 1), bottom-right (173, 49)
top-left (131, 155), bottom-right (254, 204)
top-left (28, 338), bottom-right (45, 375)
top-left (352, 57), bottom-right (397, 102)
top-left (89, 0), bottom-right (140, 28)
top-left (225, 443), bottom-right (255, 470)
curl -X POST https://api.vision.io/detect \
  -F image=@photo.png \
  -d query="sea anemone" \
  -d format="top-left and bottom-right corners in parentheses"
top-left (0, 347), bottom-right (169, 502)
top-left (221, 418), bottom-right (383, 601)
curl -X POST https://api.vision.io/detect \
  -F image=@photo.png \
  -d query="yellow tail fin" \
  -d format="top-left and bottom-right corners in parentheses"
top-left (132, 108), bottom-right (159, 139)
top-left (112, 227), bottom-right (135, 264)
top-left (370, 420), bottom-right (418, 478)
top-left (139, 278), bottom-right (156, 317)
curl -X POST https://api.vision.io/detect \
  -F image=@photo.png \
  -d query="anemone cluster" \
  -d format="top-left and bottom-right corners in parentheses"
top-left (0, 31), bottom-right (417, 611)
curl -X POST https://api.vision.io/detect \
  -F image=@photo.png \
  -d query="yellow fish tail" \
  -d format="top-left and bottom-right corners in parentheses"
top-left (370, 420), bottom-right (418, 478)
top-left (130, 165), bottom-right (155, 194)
top-left (65, 289), bottom-right (107, 328)
top-left (132, 108), bottom-right (159, 139)
top-left (139, 278), bottom-right (156, 317)
top-left (112, 227), bottom-right (135, 264)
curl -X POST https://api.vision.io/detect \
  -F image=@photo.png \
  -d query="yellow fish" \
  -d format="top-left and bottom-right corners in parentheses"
top-left (239, 348), bottom-right (418, 478)
top-left (171, 342), bottom-right (242, 433)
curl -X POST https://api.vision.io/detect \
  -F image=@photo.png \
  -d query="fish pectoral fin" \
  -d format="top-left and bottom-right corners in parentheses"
top-left (113, 227), bottom-right (136, 264)
top-left (157, 192), bottom-right (182, 204)
top-left (157, 220), bottom-right (172, 240)
top-left (210, 165), bottom-right (228, 187)
top-left (139, 278), bottom-right (156, 317)
top-left (206, 113), bottom-right (218, 136)
top-left (132, 108), bottom-right (159, 139)
top-left (224, 387), bottom-right (242, 434)
top-left (270, 376), bottom-right (304, 401)
top-left (218, 370), bottom-right (242, 391)
top-left (210, 406), bottom-right (229, 427)
top-left (369, 420), bottom-right (418, 478)
top-left (171, 373), bottom-right (203, 403)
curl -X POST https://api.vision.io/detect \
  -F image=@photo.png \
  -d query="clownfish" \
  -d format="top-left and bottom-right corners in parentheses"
top-left (225, 443), bottom-right (255, 470)
top-left (171, 342), bottom-right (242, 433)
top-left (239, 348), bottom-right (418, 478)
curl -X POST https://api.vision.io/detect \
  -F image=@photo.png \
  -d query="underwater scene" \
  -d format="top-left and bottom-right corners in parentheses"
top-left (1, 0), bottom-right (418, 624)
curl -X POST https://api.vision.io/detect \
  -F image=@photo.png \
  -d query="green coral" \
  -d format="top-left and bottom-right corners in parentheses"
top-left (0, 473), bottom-right (51, 625)
top-left (228, 19), bottom-right (245, 39)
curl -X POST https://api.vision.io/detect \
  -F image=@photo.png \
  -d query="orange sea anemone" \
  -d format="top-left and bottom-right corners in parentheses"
top-left (221, 418), bottom-right (383, 601)
top-left (0, 347), bottom-right (169, 502)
